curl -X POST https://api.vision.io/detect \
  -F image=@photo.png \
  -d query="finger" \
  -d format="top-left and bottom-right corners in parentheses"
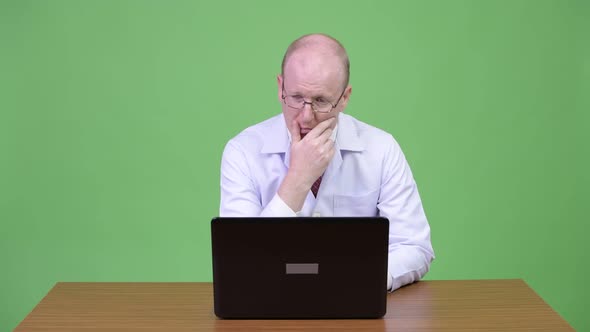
top-left (287, 119), bottom-right (301, 143)
top-left (307, 117), bottom-right (336, 139)
top-left (317, 127), bottom-right (333, 143)
top-left (327, 146), bottom-right (336, 160)
top-left (320, 139), bottom-right (335, 157)
top-left (323, 136), bottom-right (335, 150)
top-left (319, 143), bottom-right (336, 164)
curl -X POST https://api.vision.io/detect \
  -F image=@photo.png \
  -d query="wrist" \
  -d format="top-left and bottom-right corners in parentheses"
top-left (277, 172), bottom-right (311, 212)
top-left (282, 171), bottom-right (313, 193)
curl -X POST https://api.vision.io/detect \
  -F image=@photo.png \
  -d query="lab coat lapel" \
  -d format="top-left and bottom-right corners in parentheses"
top-left (260, 114), bottom-right (290, 167)
top-left (313, 114), bottom-right (364, 217)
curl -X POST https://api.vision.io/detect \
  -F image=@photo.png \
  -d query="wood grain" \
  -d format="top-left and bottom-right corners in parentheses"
top-left (14, 279), bottom-right (573, 331)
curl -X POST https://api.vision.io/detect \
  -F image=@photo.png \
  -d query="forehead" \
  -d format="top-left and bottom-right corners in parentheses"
top-left (283, 49), bottom-right (344, 96)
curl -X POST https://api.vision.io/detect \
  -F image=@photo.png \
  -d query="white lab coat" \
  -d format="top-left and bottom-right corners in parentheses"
top-left (220, 112), bottom-right (434, 291)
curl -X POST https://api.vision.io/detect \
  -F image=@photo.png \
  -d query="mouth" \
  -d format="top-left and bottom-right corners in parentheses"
top-left (300, 128), bottom-right (311, 138)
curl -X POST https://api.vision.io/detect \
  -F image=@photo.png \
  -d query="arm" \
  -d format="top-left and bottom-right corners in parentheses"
top-left (219, 140), bottom-right (296, 217)
top-left (220, 118), bottom-right (336, 217)
top-left (378, 136), bottom-right (435, 292)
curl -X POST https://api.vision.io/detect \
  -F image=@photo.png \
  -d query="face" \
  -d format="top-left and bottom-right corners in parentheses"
top-left (278, 49), bottom-right (351, 139)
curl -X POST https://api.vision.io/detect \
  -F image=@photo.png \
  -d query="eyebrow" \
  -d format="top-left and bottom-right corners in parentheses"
top-left (288, 90), bottom-right (332, 99)
top-left (282, 81), bottom-right (337, 100)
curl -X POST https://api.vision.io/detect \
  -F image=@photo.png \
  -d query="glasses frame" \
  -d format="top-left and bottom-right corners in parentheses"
top-left (281, 81), bottom-right (346, 113)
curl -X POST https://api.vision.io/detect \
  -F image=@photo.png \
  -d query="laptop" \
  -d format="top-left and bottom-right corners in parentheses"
top-left (211, 217), bottom-right (389, 319)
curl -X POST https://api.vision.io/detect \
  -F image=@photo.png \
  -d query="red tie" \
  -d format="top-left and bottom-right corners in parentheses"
top-left (311, 176), bottom-right (322, 197)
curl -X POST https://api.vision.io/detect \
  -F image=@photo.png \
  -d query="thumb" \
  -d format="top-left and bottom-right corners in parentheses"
top-left (288, 119), bottom-right (301, 143)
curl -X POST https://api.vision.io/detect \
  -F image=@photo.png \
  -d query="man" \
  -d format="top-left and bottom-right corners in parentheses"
top-left (219, 33), bottom-right (434, 292)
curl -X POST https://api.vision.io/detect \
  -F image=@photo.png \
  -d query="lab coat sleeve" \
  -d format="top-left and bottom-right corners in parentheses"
top-left (378, 135), bottom-right (435, 292)
top-left (219, 140), bottom-right (297, 217)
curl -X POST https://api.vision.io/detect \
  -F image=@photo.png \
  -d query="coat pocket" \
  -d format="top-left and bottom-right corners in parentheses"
top-left (333, 189), bottom-right (379, 216)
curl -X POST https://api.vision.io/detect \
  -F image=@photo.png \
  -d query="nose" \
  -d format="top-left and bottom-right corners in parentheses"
top-left (298, 103), bottom-right (315, 124)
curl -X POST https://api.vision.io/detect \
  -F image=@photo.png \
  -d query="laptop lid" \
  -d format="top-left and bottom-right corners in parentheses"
top-left (211, 217), bottom-right (389, 319)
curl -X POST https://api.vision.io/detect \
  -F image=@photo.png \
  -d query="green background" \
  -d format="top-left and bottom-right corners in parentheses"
top-left (1, 0), bottom-right (588, 330)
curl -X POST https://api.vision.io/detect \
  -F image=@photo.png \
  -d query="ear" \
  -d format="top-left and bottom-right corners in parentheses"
top-left (338, 85), bottom-right (352, 112)
top-left (277, 74), bottom-right (284, 102)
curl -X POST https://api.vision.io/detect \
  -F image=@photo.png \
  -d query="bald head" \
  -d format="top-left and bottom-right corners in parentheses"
top-left (281, 34), bottom-right (350, 89)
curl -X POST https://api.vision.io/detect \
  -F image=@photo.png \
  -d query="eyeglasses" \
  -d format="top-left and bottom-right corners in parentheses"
top-left (281, 81), bottom-right (346, 113)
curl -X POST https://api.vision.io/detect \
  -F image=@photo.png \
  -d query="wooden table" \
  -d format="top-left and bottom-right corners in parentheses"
top-left (15, 279), bottom-right (573, 331)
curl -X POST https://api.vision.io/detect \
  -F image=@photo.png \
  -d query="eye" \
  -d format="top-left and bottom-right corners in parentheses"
top-left (315, 97), bottom-right (328, 104)
top-left (291, 95), bottom-right (303, 101)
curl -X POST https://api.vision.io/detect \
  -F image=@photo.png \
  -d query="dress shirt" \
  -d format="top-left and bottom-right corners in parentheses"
top-left (220, 112), bottom-right (434, 291)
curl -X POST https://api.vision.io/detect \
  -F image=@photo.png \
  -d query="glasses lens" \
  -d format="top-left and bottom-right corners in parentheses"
top-left (285, 96), bottom-right (303, 109)
top-left (313, 101), bottom-right (333, 113)
top-left (284, 95), bottom-right (333, 113)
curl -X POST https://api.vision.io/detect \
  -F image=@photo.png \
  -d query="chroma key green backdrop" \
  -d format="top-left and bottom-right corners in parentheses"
top-left (1, 0), bottom-right (588, 330)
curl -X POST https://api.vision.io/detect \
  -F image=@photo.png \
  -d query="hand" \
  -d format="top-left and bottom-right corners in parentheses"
top-left (277, 117), bottom-right (337, 212)
top-left (286, 117), bottom-right (336, 189)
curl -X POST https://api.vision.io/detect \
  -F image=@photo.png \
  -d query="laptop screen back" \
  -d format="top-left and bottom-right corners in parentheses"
top-left (211, 217), bottom-right (389, 319)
